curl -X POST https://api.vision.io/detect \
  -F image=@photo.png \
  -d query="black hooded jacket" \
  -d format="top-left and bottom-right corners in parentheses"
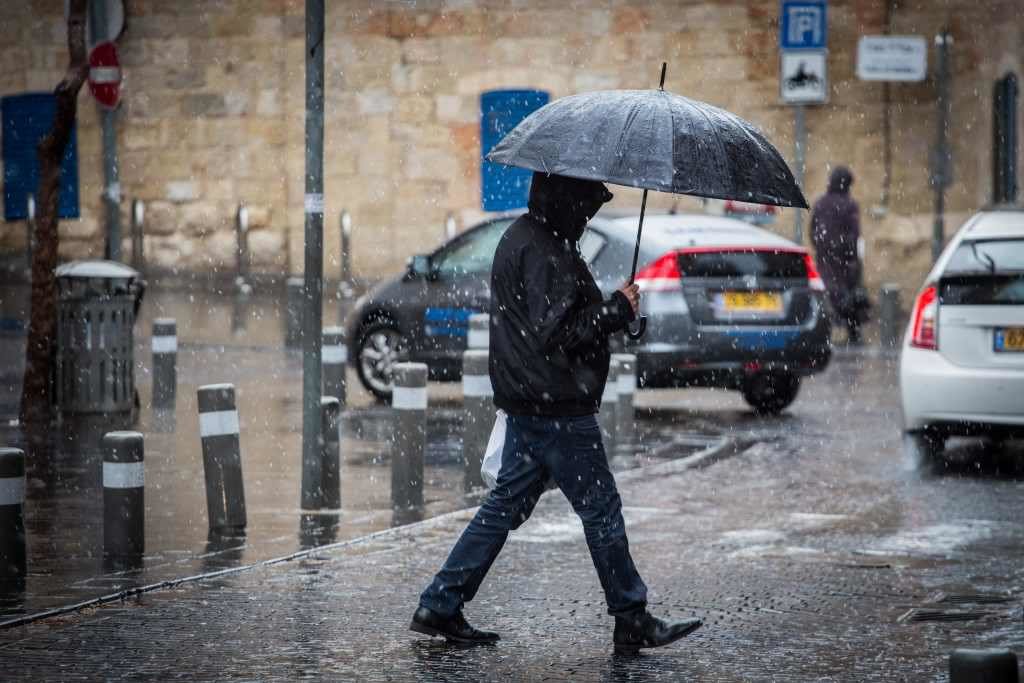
top-left (488, 173), bottom-right (635, 417)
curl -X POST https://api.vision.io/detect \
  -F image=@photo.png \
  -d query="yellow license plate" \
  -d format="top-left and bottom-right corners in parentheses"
top-left (722, 291), bottom-right (783, 313)
top-left (996, 327), bottom-right (1024, 352)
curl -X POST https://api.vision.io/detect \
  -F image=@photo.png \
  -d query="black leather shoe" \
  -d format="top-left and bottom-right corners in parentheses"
top-left (613, 611), bottom-right (702, 655)
top-left (410, 606), bottom-right (500, 644)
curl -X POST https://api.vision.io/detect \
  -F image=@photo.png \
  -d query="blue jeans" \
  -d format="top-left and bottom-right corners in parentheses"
top-left (419, 413), bottom-right (648, 618)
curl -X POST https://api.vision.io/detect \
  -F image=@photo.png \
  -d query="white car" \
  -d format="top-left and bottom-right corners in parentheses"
top-left (900, 207), bottom-right (1024, 462)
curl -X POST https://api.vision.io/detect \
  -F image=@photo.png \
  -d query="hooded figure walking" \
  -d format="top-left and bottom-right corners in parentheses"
top-left (411, 173), bottom-right (702, 654)
top-left (811, 166), bottom-right (868, 344)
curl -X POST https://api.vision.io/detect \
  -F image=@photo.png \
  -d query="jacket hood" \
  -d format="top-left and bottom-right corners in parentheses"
top-left (527, 172), bottom-right (613, 241)
top-left (827, 166), bottom-right (854, 194)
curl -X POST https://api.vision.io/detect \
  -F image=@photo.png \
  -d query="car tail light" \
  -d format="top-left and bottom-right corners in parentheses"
top-left (634, 252), bottom-right (682, 292)
top-left (803, 253), bottom-right (825, 291)
top-left (909, 285), bottom-right (938, 349)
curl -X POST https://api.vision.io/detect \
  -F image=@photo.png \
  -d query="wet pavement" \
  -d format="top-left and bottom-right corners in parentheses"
top-left (0, 284), bottom-right (699, 622)
top-left (0, 334), bottom-right (1022, 679)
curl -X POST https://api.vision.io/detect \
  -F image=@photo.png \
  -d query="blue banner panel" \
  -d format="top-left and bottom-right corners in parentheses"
top-left (2, 92), bottom-right (80, 221)
top-left (480, 89), bottom-right (549, 212)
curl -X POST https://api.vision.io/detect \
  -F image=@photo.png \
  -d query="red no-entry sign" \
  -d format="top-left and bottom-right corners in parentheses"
top-left (88, 41), bottom-right (121, 110)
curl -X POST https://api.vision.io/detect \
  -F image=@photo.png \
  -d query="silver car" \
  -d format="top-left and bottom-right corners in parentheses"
top-left (900, 207), bottom-right (1024, 462)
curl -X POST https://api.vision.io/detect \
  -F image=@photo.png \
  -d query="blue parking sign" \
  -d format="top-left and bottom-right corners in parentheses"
top-left (780, 1), bottom-right (827, 49)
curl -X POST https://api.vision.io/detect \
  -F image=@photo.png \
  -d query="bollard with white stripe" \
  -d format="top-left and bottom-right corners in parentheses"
top-left (197, 384), bottom-right (247, 531)
top-left (284, 276), bottom-right (304, 348)
top-left (322, 327), bottom-right (348, 408)
top-left (599, 358), bottom-right (620, 462)
top-left (462, 350), bottom-right (491, 492)
top-left (612, 354), bottom-right (637, 457)
top-left (0, 448), bottom-right (26, 582)
top-left (391, 363), bottom-right (427, 511)
top-left (467, 313), bottom-right (489, 350)
top-left (151, 318), bottom-right (177, 409)
top-left (102, 432), bottom-right (145, 558)
top-left (950, 649), bottom-right (1019, 683)
top-left (320, 397), bottom-right (342, 510)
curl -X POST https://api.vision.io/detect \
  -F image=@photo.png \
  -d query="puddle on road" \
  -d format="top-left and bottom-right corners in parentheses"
top-left (866, 521), bottom-right (1003, 557)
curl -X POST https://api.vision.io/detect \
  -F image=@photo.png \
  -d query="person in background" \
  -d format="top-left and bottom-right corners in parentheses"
top-left (811, 166), bottom-right (867, 345)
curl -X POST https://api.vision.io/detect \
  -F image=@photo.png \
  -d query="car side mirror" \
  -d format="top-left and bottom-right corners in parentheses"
top-left (406, 254), bottom-right (432, 280)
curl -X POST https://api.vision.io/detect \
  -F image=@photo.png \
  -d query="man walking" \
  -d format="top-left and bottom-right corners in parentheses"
top-left (411, 172), bottom-right (702, 654)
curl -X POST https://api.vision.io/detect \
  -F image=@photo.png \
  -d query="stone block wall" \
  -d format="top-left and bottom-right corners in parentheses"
top-left (0, 0), bottom-right (1021, 300)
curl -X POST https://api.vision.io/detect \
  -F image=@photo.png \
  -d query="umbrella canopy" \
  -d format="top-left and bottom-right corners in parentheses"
top-left (486, 89), bottom-right (808, 209)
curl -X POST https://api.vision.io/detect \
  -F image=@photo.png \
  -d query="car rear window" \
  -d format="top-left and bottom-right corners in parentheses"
top-left (940, 275), bottom-right (1024, 305)
top-left (945, 239), bottom-right (1024, 275)
top-left (677, 250), bottom-right (807, 278)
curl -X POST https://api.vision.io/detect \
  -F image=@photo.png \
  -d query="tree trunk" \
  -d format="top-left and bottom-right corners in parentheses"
top-left (19, 0), bottom-right (90, 451)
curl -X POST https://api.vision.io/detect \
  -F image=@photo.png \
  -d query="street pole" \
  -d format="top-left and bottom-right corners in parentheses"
top-left (90, 0), bottom-right (121, 261)
top-left (793, 104), bottom-right (806, 244)
top-left (931, 30), bottom-right (952, 263)
top-left (300, 0), bottom-right (325, 509)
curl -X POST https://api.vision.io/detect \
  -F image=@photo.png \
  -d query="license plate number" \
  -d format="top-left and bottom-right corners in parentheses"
top-left (721, 291), bottom-right (783, 313)
top-left (995, 327), bottom-right (1024, 352)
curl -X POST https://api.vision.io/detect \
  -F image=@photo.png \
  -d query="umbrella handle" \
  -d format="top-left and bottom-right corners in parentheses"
top-left (626, 315), bottom-right (647, 340)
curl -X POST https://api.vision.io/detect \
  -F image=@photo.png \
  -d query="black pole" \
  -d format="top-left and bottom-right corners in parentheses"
top-left (659, 62), bottom-right (667, 90)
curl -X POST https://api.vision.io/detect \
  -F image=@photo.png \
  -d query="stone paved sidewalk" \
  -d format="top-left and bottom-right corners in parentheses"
top-left (1, 421), bottom-right (1022, 681)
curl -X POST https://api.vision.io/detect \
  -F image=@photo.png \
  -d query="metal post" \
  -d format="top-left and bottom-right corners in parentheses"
top-left (285, 276), bottom-right (304, 348)
top-left (301, 0), bottom-right (326, 510)
top-left (130, 199), bottom-right (144, 272)
top-left (467, 313), bottom-right (489, 350)
top-left (0, 448), bottom-right (26, 584)
top-left (931, 30), bottom-right (953, 262)
top-left (338, 210), bottom-right (353, 299)
top-left (24, 194), bottom-right (35, 279)
top-left (993, 72), bottom-right (1019, 204)
top-left (600, 358), bottom-right (620, 462)
top-left (949, 649), bottom-right (1019, 683)
top-left (235, 203), bottom-right (250, 293)
top-left (322, 326), bottom-right (347, 408)
top-left (320, 396), bottom-right (341, 510)
top-left (151, 318), bottom-right (177, 409)
top-left (879, 285), bottom-right (903, 350)
top-left (100, 109), bottom-right (121, 261)
top-left (612, 353), bottom-right (637, 456)
top-left (197, 384), bottom-right (247, 531)
top-left (391, 362), bottom-right (426, 511)
top-left (462, 350), bottom-right (491, 492)
top-left (793, 105), bottom-right (807, 244)
top-left (102, 431), bottom-right (145, 558)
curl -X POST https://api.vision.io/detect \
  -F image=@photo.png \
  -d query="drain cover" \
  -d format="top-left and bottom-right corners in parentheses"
top-left (899, 608), bottom-right (994, 623)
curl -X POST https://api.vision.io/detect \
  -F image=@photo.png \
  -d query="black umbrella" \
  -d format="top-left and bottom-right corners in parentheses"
top-left (486, 63), bottom-right (807, 338)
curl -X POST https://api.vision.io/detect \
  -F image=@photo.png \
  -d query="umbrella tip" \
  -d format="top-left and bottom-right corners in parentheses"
top-left (659, 62), bottom-right (667, 90)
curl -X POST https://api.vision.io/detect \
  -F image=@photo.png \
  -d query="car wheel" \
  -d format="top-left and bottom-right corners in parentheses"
top-left (903, 430), bottom-right (946, 472)
top-left (741, 371), bottom-right (801, 415)
top-left (355, 319), bottom-right (408, 402)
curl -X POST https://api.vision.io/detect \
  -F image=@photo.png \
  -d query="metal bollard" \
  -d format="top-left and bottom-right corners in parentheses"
top-left (600, 359), bottom-right (620, 462)
top-left (949, 649), bottom-right (1019, 683)
top-left (322, 326), bottom-right (347, 408)
top-left (236, 204), bottom-right (250, 293)
top-left (151, 318), bottom-right (177, 409)
top-left (391, 363), bottom-right (427, 510)
top-left (130, 199), bottom-right (145, 273)
top-left (197, 384), bottom-right (247, 531)
top-left (102, 431), bottom-right (145, 558)
top-left (879, 284), bottom-right (903, 349)
top-left (612, 353), bottom-right (637, 456)
top-left (0, 448), bottom-right (26, 583)
top-left (284, 277), bottom-right (304, 348)
top-left (467, 313), bottom-right (489, 350)
top-left (462, 350), bottom-right (491, 492)
top-left (320, 397), bottom-right (341, 510)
